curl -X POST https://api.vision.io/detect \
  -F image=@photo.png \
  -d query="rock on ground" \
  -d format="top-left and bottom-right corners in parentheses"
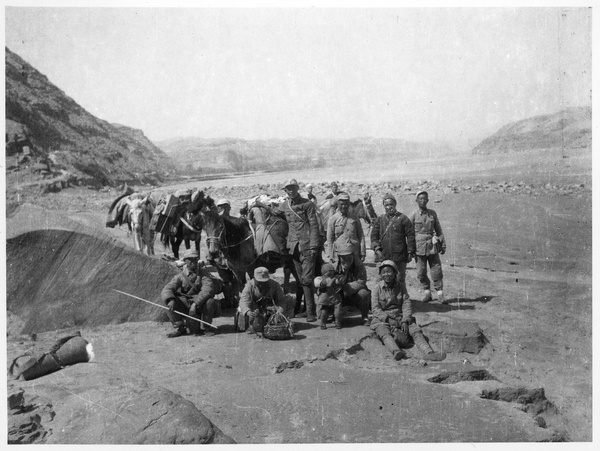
top-left (7, 361), bottom-right (235, 444)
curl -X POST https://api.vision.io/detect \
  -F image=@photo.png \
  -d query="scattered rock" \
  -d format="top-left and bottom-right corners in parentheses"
top-left (421, 320), bottom-right (487, 354)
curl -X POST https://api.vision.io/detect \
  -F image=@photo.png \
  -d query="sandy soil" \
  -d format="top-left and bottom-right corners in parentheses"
top-left (5, 148), bottom-right (593, 443)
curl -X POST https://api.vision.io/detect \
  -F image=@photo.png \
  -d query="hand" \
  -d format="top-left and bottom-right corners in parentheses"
top-left (189, 303), bottom-right (197, 315)
top-left (400, 321), bottom-right (409, 335)
top-left (408, 253), bottom-right (415, 263)
top-left (247, 311), bottom-right (256, 321)
top-left (167, 300), bottom-right (176, 313)
top-left (375, 249), bottom-right (383, 260)
top-left (277, 306), bottom-right (284, 314)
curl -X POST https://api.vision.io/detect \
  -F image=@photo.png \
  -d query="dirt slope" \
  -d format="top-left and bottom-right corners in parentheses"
top-left (6, 204), bottom-right (177, 334)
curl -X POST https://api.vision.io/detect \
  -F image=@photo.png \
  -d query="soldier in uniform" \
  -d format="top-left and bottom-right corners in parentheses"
top-left (238, 267), bottom-right (294, 336)
top-left (409, 190), bottom-right (447, 303)
top-left (161, 249), bottom-right (219, 338)
top-left (371, 260), bottom-right (446, 361)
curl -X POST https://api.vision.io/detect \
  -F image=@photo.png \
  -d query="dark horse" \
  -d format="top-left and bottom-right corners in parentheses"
top-left (197, 196), bottom-right (302, 312)
top-left (159, 191), bottom-right (205, 259)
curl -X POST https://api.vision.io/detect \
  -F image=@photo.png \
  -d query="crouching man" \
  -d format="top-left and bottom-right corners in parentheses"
top-left (334, 241), bottom-right (371, 326)
top-left (371, 260), bottom-right (445, 361)
top-left (161, 249), bottom-right (219, 338)
top-left (238, 267), bottom-right (294, 336)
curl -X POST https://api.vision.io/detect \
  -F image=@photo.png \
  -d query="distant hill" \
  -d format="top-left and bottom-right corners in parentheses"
top-left (472, 107), bottom-right (591, 155)
top-left (5, 47), bottom-right (177, 187)
top-left (156, 136), bottom-right (453, 175)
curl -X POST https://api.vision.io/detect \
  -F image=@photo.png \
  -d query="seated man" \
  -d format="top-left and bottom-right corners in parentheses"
top-left (238, 267), bottom-right (295, 336)
top-left (371, 260), bottom-right (446, 361)
top-left (161, 249), bottom-right (219, 338)
top-left (333, 241), bottom-right (371, 326)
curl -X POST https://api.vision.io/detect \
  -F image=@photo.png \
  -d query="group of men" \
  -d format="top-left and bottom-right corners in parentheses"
top-left (160, 179), bottom-right (447, 361)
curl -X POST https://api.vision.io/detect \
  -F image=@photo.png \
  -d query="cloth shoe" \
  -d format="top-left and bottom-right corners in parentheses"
top-left (393, 349), bottom-right (406, 361)
top-left (167, 327), bottom-right (187, 338)
top-left (437, 291), bottom-right (447, 304)
top-left (422, 290), bottom-right (433, 303)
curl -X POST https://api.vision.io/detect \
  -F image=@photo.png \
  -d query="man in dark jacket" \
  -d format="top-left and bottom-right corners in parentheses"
top-left (161, 249), bottom-right (219, 337)
top-left (370, 193), bottom-right (416, 284)
top-left (256, 179), bottom-right (321, 322)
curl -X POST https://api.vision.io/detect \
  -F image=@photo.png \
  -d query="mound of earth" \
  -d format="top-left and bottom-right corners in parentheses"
top-left (6, 204), bottom-right (177, 335)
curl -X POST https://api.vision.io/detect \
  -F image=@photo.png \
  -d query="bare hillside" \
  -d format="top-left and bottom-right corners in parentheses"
top-left (5, 47), bottom-right (177, 188)
top-left (472, 107), bottom-right (591, 154)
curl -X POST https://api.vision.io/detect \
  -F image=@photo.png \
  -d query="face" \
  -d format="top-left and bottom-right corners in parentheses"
top-left (184, 258), bottom-right (198, 271)
top-left (338, 200), bottom-right (349, 215)
top-left (331, 184), bottom-right (338, 194)
top-left (338, 254), bottom-right (354, 270)
top-left (417, 194), bottom-right (429, 209)
top-left (285, 185), bottom-right (300, 199)
top-left (217, 204), bottom-right (231, 216)
top-left (307, 186), bottom-right (313, 193)
top-left (380, 266), bottom-right (396, 284)
top-left (383, 199), bottom-right (397, 215)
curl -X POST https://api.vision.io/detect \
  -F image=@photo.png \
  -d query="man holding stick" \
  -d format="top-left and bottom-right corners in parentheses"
top-left (161, 249), bottom-right (219, 338)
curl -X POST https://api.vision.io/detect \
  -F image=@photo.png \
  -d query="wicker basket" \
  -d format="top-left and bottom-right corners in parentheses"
top-left (263, 312), bottom-right (296, 340)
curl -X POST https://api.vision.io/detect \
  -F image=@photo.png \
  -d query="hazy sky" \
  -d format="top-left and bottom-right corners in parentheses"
top-left (4, 6), bottom-right (592, 149)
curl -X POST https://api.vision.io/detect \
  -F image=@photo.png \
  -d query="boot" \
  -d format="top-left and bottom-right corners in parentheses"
top-left (382, 335), bottom-right (405, 361)
top-left (422, 289), bottom-right (432, 303)
top-left (303, 286), bottom-right (317, 322)
top-left (413, 330), bottom-right (446, 361)
top-left (167, 326), bottom-right (187, 338)
top-left (437, 290), bottom-right (447, 304)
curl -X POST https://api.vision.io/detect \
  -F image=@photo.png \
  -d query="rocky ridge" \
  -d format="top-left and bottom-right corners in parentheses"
top-left (5, 47), bottom-right (177, 188)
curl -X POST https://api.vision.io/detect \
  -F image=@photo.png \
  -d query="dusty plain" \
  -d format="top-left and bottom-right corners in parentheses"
top-left (5, 147), bottom-right (593, 444)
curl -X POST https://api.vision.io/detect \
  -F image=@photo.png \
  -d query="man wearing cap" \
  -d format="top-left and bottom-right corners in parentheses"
top-left (305, 183), bottom-right (317, 204)
top-left (238, 267), bottom-right (294, 335)
top-left (409, 191), bottom-right (447, 303)
top-left (254, 179), bottom-right (321, 322)
top-left (370, 192), bottom-right (416, 284)
top-left (326, 192), bottom-right (366, 264)
top-left (161, 249), bottom-right (219, 338)
top-left (216, 199), bottom-right (234, 219)
top-left (333, 240), bottom-right (371, 326)
top-left (371, 260), bottom-right (446, 361)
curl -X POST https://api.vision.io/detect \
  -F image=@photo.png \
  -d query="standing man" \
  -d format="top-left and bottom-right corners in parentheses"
top-left (409, 191), bottom-right (447, 304)
top-left (256, 179), bottom-right (321, 322)
top-left (370, 193), bottom-right (416, 284)
top-left (326, 192), bottom-right (366, 263)
top-left (161, 249), bottom-right (219, 338)
top-left (216, 199), bottom-right (234, 219)
top-left (305, 183), bottom-right (317, 204)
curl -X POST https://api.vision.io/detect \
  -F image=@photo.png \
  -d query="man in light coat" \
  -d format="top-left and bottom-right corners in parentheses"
top-left (409, 190), bottom-right (447, 303)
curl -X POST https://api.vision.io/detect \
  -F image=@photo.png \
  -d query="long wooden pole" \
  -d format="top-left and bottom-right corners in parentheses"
top-left (112, 289), bottom-right (218, 329)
